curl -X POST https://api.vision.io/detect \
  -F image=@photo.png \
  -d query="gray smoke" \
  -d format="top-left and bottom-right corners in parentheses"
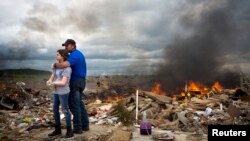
top-left (154, 0), bottom-right (249, 92)
top-left (0, 41), bottom-right (53, 69)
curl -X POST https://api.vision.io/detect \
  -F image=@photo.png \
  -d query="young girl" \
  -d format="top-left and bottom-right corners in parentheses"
top-left (47, 49), bottom-right (73, 138)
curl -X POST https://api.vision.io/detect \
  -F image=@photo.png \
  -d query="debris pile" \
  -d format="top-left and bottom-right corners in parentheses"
top-left (0, 81), bottom-right (53, 140)
top-left (0, 76), bottom-right (250, 141)
top-left (86, 88), bottom-right (250, 135)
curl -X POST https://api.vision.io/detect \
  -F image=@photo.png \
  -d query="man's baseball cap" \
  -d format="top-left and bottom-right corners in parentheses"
top-left (62, 39), bottom-right (76, 46)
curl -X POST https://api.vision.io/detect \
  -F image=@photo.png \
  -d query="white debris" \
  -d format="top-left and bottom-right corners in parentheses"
top-left (205, 107), bottom-right (212, 116)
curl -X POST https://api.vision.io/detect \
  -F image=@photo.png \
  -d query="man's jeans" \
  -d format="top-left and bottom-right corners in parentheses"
top-left (69, 78), bottom-right (89, 131)
top-left (53, 93), bottom-right (72, 127)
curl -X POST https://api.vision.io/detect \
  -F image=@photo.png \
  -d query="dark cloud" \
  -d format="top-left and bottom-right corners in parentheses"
top-left (1, 42), bottom-right (31, 60)
top-left (0, 0), bottom-right (249, 76)
top-left (0, 42), bottom-right (54, 60)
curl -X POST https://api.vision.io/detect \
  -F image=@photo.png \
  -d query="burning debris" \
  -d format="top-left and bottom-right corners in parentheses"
top-left (85, 78), bottom-right (249, 134)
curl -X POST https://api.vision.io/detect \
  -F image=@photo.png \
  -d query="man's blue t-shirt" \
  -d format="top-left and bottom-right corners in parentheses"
top-left (67, 49), bottom-right (87, 81)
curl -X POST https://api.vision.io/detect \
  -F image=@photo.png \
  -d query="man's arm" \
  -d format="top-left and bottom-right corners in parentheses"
top-left (54, 61), bottom-right (70, 69)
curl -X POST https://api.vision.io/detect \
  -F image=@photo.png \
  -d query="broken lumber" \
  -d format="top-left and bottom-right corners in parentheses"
top-left (140, 91), bottom-right (172, 104)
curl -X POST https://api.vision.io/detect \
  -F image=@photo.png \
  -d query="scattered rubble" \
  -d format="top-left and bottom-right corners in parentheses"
top-left (0, 75), bottom-right (250, 141)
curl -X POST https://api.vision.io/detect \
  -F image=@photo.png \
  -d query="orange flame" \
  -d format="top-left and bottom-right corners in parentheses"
top-left (188, 82), bottom-right (200, 91)
top-left (188, 81), bottom-right (208, 92)
top-left (151, 82), bottom-right (165, 95)
top-left (212, 81), bottom-right (223, 92)
top-left (179, 81), bottom-right (225, 99)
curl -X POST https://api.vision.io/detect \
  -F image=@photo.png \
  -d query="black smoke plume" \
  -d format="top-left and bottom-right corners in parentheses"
top-left (154, 0), bottom-right (248, 93)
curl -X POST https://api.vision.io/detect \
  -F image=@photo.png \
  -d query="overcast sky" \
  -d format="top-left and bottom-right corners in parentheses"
top-left (0, 0), bottom-right (249, 75)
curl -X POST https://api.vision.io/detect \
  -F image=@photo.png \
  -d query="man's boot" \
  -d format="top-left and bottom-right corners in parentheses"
top-left (48, 125), bottom-right (61, 136)
top-left (65, 126), bottom-right (74, 138)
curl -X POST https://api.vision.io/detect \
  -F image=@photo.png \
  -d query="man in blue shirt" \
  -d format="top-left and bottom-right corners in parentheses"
top-left (54, 39), bottom-right (89, 134)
